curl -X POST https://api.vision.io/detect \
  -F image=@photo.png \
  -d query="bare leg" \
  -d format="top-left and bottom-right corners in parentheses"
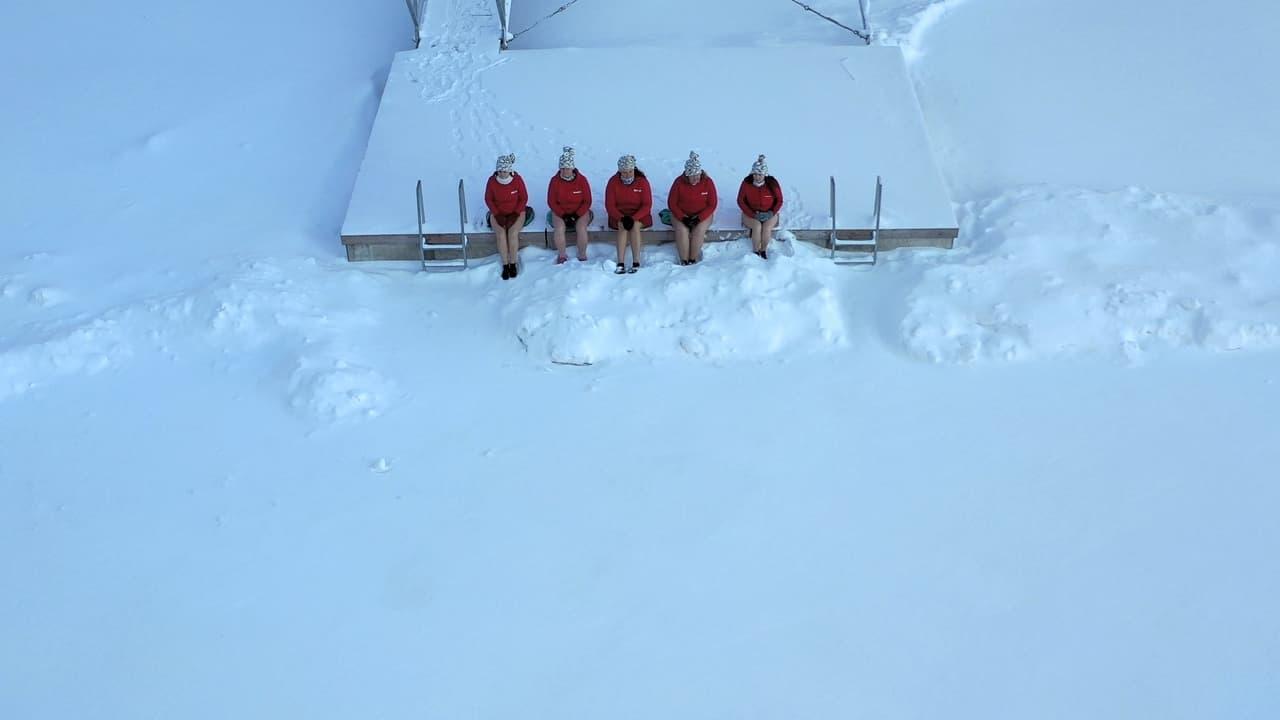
top-left (629, 226), bottom-right (643, 266)
top-left (691, 217), bottom-right (712, 262)
top-left (573, 216), bottom-right (590, 260)
top-left (761, 215), bottom-right (779, 254)
top-left (552, 214), bottom-right (568, 259)
top-left (742, 213), bottom-right (763, 252)
top-left (490, 217), bottom-right (511, 263)
top-left (674, 222), bottom-right (690, 263)
top-left (615, 225), bottom-right (627, 264)
top-left (506, 228), bottom-right (521, 266)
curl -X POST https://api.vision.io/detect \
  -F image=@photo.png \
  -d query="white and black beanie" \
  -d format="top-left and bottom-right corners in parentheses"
top-left (684, 151), bottom-right (702, 177)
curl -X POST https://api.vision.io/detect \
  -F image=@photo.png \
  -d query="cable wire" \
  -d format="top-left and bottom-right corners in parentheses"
top-left (788, 0), bottom-right (871, 44)
top-left (508, 0), bottom-right (586, 44)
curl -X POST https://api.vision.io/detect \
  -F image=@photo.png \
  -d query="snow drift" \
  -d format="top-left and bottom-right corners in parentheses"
top-left (902, 186), bottom-right (1280, 364)
top-left (499, 241), bottom-right (848, 364)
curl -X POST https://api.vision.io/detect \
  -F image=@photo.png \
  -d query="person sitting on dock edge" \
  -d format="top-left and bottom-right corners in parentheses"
top-left (737, 154), bottom-right (783, 259)
top-left (547, 146), bottom-right (593, 264)
top-left (485, 153), bottom-right (530, 280)
top-left (605, 154), bottom-right (653, 274)
top-left (667, 151), bottom-right (717, 265)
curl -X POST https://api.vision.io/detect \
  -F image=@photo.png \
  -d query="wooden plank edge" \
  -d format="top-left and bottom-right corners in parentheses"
top-left (340, 227), bottom-right (959, 261)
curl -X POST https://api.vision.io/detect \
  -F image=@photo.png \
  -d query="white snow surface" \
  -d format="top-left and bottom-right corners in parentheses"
top-left (2, 0), bottom-right (1280, 718)
top-left (908, 0), bottom-right (1280, 201)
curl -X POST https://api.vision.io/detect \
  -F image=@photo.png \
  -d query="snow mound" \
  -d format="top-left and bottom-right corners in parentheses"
top-left (0, 314), bottom-right (133, 402)
top-left (0, 257), bottom-right (398, 424)
top-left (288, 357), bottom-right (394, 424)
top-left (873, 0), bottom-right (970, 63)
top-left (901, 186), bottom-right (1280, 364)
top-left (194, 260), bottom-right (395, 424)
top-left (499, 242), bottom-right (848, 365)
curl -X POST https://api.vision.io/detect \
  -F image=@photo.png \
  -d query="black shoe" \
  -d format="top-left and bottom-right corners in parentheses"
top-left (760, 249), bottom-right (768, 260)
top-left (680, 259), bottom-right (690, 266)
top-left (501, 264), bottom-right (512, 280)
top-left (614, 262), bottom-right (627, 275)
top-left (628, 263), bottom-right (639, 274)
top-left (509, 263), bottom-right (518, 278)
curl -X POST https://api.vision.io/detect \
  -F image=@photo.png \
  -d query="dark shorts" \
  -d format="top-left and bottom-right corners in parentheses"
top-left (488, 207), bottom-right (534, 230)
top-left (608, 214), bottom-right (653, 230)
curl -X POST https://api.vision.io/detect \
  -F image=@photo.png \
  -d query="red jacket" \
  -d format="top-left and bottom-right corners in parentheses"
top-left (485, 173), bottom-right (528, 216)
top-left (737, 176), bottom-right (783, 215)
top-left (547, 170), bottom-right (592, 217)
top-left (605, 171), bottom-right (654, 226)
top-left (667, 174), bottom-right (718, 222)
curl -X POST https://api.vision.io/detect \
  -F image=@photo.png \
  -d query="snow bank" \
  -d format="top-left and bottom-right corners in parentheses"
top-left (0, 256), bottom-right (395, 426)
top-left (872, 0), bottom-right (970, 64)
top-left (288, 357), bottom-right (395, 423)
top-left (201, 260), bottom-right (395, 425)
top-left (492, 240), bottom-right (848, 364)
top-left (902, 186), bottom-right (1280, 364)
top-left (0, 313), bottom-right (133, 403)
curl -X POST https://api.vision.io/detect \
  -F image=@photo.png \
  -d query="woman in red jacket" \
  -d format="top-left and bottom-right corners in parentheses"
top-left (737, 154), bottom-right (784, 259)
top-left (547, 146), bottom-right (593, 264)
top-left (484, 153), bottom-right (529, 280)
top-left (604, 154), bottom-right (652, 274)
top-left (667, 151), bottom-right (717, 265)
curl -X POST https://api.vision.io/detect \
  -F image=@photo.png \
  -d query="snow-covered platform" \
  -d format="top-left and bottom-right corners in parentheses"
top-left (341, 44), bottom-right (957, 261)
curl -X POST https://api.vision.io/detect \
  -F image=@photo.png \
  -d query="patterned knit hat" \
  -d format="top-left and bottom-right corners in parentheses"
top-left (617, 154), bottom-right (637, 171)
top-left (559, 146), bottom-right (576, 169)
top-left (751, 154), bottom-right (768, 175)
top-left (495, 153), bottom-right (515, 172)
top-left (683, 151), bottom-right (702, 177)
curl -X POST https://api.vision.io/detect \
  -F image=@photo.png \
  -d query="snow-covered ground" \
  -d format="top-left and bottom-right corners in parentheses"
top-left (903, 0), bottom-right (1280, 201)
top-left (2, 1), bottom-right (1279, 718)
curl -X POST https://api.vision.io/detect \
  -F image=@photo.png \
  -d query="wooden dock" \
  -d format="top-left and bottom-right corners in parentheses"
top-left (341, 226), bottom-right (956, 262)
top-left (341, 45), bottom-right (960, 261)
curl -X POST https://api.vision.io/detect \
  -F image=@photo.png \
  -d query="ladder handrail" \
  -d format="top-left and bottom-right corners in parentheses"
top-left (457, 178), bottom-right (467, 238)
top-left (865, 175), bottom-right (882, 266)
top-left (873, 175), bottom-right (883, 244)
top-left (417, 179), bottom-right (469, 271)
top-left (829, 174), bottom-right (879, 266)
top-left (829, 175), bottom-right (837, 258)
top-left (457, 178), bottom-right (471, 268)
top-left (417, 179), bottom-right (426, 265)
top-left (405, 0), bottom-right (424, 49)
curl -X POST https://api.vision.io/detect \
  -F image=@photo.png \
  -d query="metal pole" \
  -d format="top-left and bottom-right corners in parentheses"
top-left (458, 179), bottom-right (471, 268)
top-left (829, 176), bottom-right (837, 258)
top-left (417, 180), bottom-right (426, 267)
top-left (873, 176), bottom-right (883, 236)
top-left (498, 0), bottom-right (511, 49)
top-left (872, 176), bottom-right (882, 264)
top-left (405, 0), bottom-right (423, 48)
